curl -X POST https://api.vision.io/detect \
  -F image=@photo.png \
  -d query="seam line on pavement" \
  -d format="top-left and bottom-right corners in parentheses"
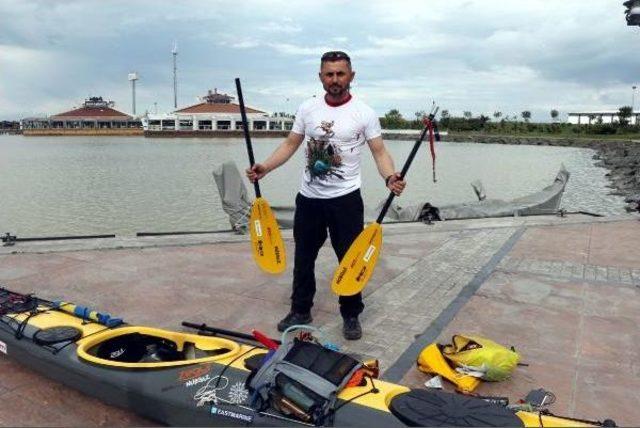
top-left (494, 267), bottom-right (639, 288)
top-left (381, 226), bottom-right (527, 383)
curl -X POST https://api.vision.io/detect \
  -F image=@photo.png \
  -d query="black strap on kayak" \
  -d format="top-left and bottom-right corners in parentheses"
top-left (332, 375), bottom-right (380, 414)
top-left (33, 326), bottom-right (82, 346)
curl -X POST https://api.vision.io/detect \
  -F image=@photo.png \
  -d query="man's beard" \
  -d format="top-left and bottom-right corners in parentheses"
top-left (326, 83), bottom-right (349, 97)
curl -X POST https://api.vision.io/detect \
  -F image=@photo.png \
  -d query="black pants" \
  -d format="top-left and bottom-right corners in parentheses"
top-left (291, 189), bottom-right (365, 319)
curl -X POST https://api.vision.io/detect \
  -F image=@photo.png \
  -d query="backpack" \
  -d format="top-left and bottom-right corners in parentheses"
top-left (247, 333), bottom-right (362, 425)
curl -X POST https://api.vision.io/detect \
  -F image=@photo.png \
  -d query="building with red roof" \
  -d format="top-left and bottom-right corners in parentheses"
top-left (21, 97), bottom-right (142, 134)
top-left (143, 89), bottom-right (293, 132)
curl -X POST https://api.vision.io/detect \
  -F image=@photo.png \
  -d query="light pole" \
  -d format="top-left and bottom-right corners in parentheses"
top-left (172, 41), bottom-right (178, 109)
top-left (128, 72), bottom-right (138, 116)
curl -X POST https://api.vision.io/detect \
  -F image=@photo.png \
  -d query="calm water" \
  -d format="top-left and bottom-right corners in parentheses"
top-left (0, 135), bottom-right (627, 237)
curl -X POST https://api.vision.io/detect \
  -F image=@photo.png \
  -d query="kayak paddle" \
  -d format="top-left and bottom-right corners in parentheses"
top-left (235, 78), bottom-right (286, 274)
top-left (331, 109), bottom-right (438, 296)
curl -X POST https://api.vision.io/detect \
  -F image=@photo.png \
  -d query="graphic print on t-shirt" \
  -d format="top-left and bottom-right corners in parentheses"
top-left (306, 120), bottom-right (344, 182)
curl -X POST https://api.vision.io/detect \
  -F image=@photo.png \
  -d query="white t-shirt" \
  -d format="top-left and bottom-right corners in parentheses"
top-left (291, 95), bottom-right (382, 199)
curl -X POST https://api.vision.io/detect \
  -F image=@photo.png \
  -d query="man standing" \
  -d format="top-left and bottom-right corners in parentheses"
top-left (246, 51), bottom-right (406, 340)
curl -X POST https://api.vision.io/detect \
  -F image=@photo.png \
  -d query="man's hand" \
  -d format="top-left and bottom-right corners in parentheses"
top-left (246, 163), bottom-right (269, 182)
top-left (386, 172), bottom-right (406, 195)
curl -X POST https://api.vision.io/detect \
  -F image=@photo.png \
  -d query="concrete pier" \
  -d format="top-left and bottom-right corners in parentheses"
top-left (1, 214), bottom-right (639, 426)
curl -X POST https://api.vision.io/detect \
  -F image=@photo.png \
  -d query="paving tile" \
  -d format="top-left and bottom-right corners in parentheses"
top-left (578, 315), bottom-right (640, 367)
top-left (473, 346), bottom-right (577, 417)
top-left (619, 268), bottom-right (633, 284)
top-left (0, 392), bottom-right (74, 426)
top-left (584, 265), bottom-right (597, 281)
top-left (508, 224), bottom-right (590, 264)
top-left (606, 267), bottom-right (621, 282)
top-left (582, 283), bottom-right (640, 322)
top-left (572, 263), bottom-right (585, 279)
top-left (475, 272), bottom-right (585, 315)
top-left (573, 360), bottom-right (640, 427)
top-left (0, 357), bottom-right (42, 390)
top-left (0, 359), bottom-right (153, 427)
top-left (12, 380), bottom-right (154, 427)
top-left (587, 220), bottom-right (640, 269)
top-left (595, 266), bottom-right (608, 282)
top-left (0, 253), bottom-right (87, 282)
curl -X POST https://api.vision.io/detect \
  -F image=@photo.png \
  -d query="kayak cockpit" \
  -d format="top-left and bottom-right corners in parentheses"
top-left (77, 326), bottom-right (241, 369)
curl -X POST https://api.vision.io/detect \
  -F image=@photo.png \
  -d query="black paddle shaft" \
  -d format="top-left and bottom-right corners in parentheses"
top-left (376, 125), bottom-right (431, 224)
top-left (181, 321), bottom-right (282, 345)
top-left (235, 78), bottom-right (261, 198)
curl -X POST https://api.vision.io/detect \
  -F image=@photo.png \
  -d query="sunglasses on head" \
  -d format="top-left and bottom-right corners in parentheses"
top-left (321, 51), bottom-right (351, 62)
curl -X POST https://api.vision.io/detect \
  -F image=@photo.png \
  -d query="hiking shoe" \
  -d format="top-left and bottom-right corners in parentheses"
top-left (342, 317), bottom-right (362, 340)
top-left (277, 311), bottom-right (312, 332)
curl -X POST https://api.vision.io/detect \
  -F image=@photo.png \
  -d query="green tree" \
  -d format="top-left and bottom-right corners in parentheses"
top-left (463, 111), bottom-right (473, 120)
top-left (383, 109), bottom-right (405, 129)
top-left (617, 106), bottom-right (633, 126)
top-left (521, 111), bottom-right (532, 123)
top-left (493, 111), bottom-right (502, 120)
top-left (550, 109), bottom-right (559, 122)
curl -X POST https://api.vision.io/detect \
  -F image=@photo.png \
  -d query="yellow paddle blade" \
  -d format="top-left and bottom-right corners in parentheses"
top-left (331, 223), bottom-right (382, 296)
top-left (249, 197), bottom-right (286, 274)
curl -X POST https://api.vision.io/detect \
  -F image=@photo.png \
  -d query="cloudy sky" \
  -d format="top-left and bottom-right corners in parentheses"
top-left (1, 0), bottom-right (638, 121)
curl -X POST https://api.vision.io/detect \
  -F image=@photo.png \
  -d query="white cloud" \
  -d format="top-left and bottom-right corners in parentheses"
top-left (267, 42), bottom-right (336, 56)
top-left (0, 0), bottom-right (639, 120)
top-left (259, 21), bottom-right (303, 34)
top-left (231, 39), bottom-right (262, 49)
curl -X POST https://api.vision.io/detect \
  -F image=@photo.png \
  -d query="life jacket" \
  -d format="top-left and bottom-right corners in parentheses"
top-left (416, 343), bottom-right (481, 393)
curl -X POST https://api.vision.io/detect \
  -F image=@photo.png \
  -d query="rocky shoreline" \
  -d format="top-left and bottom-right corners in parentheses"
top-left (383, 131), bottom-right (640, 212)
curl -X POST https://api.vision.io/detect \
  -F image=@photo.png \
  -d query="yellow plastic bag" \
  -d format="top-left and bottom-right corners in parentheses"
top-left (442, 335), bottom-right (520, 382)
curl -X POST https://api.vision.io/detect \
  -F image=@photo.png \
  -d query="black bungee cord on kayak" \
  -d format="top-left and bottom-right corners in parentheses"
top-left (214, 345), bottom-right (260, 391)
top-left (48, 326), bottom-right (110, 355)
top-left (0, 288), bottom-right (110, 354)
top-left (0, 289), bottom-right (42, 340)
top-left (333, 374), bottom-right (380, 412)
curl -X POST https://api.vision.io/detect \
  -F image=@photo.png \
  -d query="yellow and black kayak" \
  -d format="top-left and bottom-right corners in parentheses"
top-left (0, 288), bottom-right (615, 427)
